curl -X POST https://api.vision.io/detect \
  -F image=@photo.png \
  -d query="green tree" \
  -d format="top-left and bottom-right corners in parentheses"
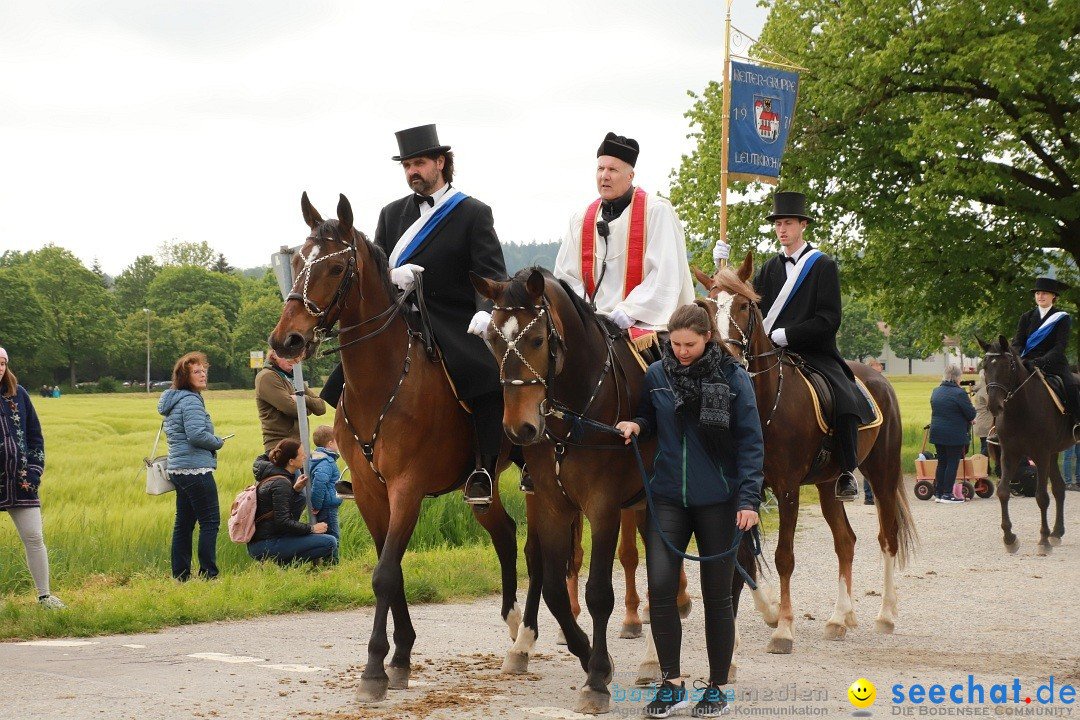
top-left (158, 240), bottom-right (217, 270)
top-left (211, 252), bottom-right (235, 274)
top-left (113, 255), bottom-right (162, 317)
top-left (24, 246), bottom-right (116, 386)
top-left (173, 303), bottom-right (232, 375)
top-left (146, 266), bottom-right (244, 326)
top-left (885, 316), bottom-right (931, 375)
top-left (0, 268), bottom-right (48, 378)
top-left (674, 0), bottom-right (1079, 340)
top-left (837, 295), bottom-right (885, 362)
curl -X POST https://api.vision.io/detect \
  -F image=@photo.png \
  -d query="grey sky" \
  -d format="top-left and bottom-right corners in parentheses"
top-left (0, 0), bottom-right (768, 274)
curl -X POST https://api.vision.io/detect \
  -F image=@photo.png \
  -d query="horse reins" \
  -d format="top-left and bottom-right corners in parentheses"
top-left (983, 350), bottom-right (1040, 406)
top-left (714, 289), bottom-right (787, 427)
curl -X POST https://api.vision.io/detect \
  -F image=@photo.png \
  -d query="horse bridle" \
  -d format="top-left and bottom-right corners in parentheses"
top-left (490, 298), bottom-right (563, 398)
top-left (712, 286), bottom-right (787, 426)
top-left (983, 350), bottom-right (1038, 406)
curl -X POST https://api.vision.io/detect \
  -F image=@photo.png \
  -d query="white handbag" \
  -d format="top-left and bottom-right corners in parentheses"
top-left (144, 422), bottom-right (175, 495)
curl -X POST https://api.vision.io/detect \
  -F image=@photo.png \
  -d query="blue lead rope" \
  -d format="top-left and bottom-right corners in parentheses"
top-left (551, 406), bottom-right (762, 590)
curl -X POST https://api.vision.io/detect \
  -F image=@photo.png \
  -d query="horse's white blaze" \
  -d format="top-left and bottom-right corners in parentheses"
top-left (714, 290), bottom-right (735, 341)
top-left (509, 624), bottom-right (537, 657)
top-left (501, 316), bottom-right (520, 341)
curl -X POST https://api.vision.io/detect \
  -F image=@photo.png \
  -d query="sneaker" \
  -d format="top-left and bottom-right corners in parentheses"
top-left (646, 680), bottom-right (690, 718)
top-left (863, 498), bottom-right (875, 505)
top-left (692, 681), bottom-right (730, 717)
top-left (37, 594), bottom-right (67, 609)
top-left (1067, 484), bottom-right (1080, 492)
top-left (334, 480), bottom-right (354, 498)
top-left (939, 494), bottom-right (964, 504)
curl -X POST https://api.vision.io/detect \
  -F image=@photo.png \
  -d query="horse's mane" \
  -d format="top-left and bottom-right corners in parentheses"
top-left (713, 266), bottom-right (761, 302)
top-left (314, 220), bottom-right (398, 302)
top-left (507, 266), bottom-right (620, 334)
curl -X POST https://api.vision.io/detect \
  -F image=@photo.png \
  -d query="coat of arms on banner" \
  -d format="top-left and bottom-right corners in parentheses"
top-left (754, 95), bottom-right (782, 143)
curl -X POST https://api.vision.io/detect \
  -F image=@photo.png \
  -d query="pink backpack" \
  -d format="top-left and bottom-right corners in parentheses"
top-left (227, 476), bottom-right (281, 543)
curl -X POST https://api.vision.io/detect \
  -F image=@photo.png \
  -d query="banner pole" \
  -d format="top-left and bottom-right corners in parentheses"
top-left (718, 0), bottom-right (734, 270)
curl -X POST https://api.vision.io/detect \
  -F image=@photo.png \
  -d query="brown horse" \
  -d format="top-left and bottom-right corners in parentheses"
top-left (698, 255), bottom-right (916, 654)
top-left (472, 267), bottom-right (750, 713)
top-left (269, 193), bottom-right (522, 703)
top-left (977, 335), bottom-right (1070, 553)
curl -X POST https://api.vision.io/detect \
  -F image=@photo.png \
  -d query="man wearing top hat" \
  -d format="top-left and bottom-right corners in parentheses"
top-left (751, 191), bottom-right (875, 501)
top-left (1011, 276), bottom-right (1079, 420)
top-left (554, 132), bottom-right (695, 336)
top-left (371, 123), bottom-right (509, 506)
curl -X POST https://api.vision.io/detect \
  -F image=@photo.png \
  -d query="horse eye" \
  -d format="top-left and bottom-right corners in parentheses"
top-left (531, 336), bottom-right (544, 349)
top-left (328, 265), bottom-right (344, 276)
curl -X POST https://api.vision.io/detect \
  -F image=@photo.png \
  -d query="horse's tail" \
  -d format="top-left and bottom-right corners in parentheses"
top-left (892, 470), bottom-right (919, 569)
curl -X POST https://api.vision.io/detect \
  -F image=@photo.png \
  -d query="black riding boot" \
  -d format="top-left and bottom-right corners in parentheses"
top-left (835, 414), bottom-right (860, 501)
top-left (464, 391), bottom-right (505, 507)
top-left (320, 363), bottom-right (345, 409)
top-left (465, 455), bottom-right (497, 506)
top-left (508, 445), bottom-right (533, 494)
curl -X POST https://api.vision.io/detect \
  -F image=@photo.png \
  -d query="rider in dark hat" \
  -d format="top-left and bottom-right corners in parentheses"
top-left (752, 191), bottom-right (875, 501)
top-left (1011, 277), bottom-right (1080, 423)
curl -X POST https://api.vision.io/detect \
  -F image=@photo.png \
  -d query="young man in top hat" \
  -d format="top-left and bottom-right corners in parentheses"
top-left (1011, 276), bottom-right (1080, 421)
top-left (748, 191), bottom-right (875, 501)
top-left (371, 123), bottom-right (510, 506)
top-left (554, 131), bottom-right (695, 335)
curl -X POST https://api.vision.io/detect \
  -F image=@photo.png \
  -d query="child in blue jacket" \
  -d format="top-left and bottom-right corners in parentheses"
top-left (309, 426), bottom-right (344, 548)
top-left (617, 300), bottom-right (764, 719)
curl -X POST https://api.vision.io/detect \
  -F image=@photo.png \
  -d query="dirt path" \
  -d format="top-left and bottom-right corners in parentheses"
top-left (3, 480), bottom-right (1078, 719)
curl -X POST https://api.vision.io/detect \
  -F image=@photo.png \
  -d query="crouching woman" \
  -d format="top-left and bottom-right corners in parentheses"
top-left (247, 439), bottom-right (338, 565)
top-left (617, 300), bottom-right (764, 718)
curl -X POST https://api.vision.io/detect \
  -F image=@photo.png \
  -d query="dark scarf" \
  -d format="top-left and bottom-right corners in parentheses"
top-left (662, 341), bottom-right (729, 418)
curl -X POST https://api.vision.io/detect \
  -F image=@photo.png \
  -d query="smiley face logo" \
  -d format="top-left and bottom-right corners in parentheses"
top-left (848, 678), bottom-right (876, 709)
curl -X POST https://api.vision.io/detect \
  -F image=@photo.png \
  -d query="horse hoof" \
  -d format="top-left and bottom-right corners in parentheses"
top-left (1036, 543), bottom-right (1051, 556)
top-left (575, 686), bottom-right (611, 715)
top-left (356, 677), bottom-right (389, 703)
top-left (556, 627), bottom-right (568, 646)
top-left (823, 623), bottom-right (848, 641)
top-left (1004, 539), bottom-right (1020, 554)
top-left (678, 599), bottom-right (693, 619)
top-left (636, 661), bottom-right (661, 687)
top-left (1048, 535), bottom-right (1063, 547)
top-left (386, 664), bottom-right (409, 690)
top-left (619, 623), bottom-right (642, 639)
top-left (502, 651), bottom-right (529, 674)
top-left (874, 618), bottom-right (896, 634)
top-left (767, 637), bottom-right (794, 654)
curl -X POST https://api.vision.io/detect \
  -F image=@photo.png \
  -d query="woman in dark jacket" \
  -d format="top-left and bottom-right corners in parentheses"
top-left (929, 364), bottom-right (977, 503)
top-left (0, 347), bottom-right (65, 608)
top-left (247, 439), bottom-right (337, 564)
top-left (617, 300), bottom-right (764, 719)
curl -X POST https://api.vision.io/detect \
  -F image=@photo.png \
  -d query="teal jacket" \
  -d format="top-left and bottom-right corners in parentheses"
top-left (158, 389), bottom-right (223, 470)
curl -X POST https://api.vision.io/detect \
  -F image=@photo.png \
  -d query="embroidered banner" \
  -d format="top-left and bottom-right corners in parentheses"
top-left (728, 61), bottom-right (801, 184)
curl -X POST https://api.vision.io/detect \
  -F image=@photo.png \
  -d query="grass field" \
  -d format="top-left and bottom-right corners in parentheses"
top-left (0, 376), bottom-right (952, 638)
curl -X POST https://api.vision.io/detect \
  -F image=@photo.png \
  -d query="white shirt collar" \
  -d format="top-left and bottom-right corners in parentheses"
top-left (1038, 305), bottom-right (1052, 319)
top-left (784, 241), bottom-right (808, 262)
top-left (417, 183), bottom-right (452, 219)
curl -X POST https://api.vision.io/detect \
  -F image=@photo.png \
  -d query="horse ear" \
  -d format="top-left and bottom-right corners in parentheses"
top-left (301, 192), bottom-right (323, 230)
top-left (998, 334), bottom-right (1010, 351)
top-left (737, 251), bottom-right (754, 282)
top-left (976, 335), bottom-right (990, 352)
top-left (470, 271), bottom-right (506, 301)
top-left (526, 269), bottom-right (546, 299)
top-left (337, 194), bottom-right (354, 236)
top-left (691, 265), bottom-right (714, 289)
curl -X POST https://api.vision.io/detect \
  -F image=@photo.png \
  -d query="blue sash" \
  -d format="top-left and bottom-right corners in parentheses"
top-left (393, 193), bottom-right (469, 268)
top-left (778, 252), bottom-right (823, 316)
top-left (1022, 311), bottom-right (1067, 357)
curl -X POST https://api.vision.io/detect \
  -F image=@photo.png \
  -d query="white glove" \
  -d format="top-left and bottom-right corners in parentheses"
top-left (608, 308), bottom-right (635, 330)
top-left (713, 241), bottom-right (731, 264)
top-left (770, 328), bottom-right (789, 347)
top-left (390, 263), bottom-right (424, 292)
top-left (468, 310), bottom-right (492, 336)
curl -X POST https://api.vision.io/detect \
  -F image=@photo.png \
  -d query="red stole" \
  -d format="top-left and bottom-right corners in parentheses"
top-left (580, 186), bottom-right (648, 300)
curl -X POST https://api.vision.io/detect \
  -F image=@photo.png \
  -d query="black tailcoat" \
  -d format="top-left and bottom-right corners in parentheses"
top-left (1011, 308), bottom-right (1075, 383)
top-left (753, 248), bottom-right (874, 423)
top-left (374, 193), bottom-right (507, 400)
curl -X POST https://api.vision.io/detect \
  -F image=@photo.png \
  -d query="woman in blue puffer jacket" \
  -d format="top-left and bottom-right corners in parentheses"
top-left (158, 351), bottom-right (227, 580)
top-left (617, 300), bottom-right (764, 718)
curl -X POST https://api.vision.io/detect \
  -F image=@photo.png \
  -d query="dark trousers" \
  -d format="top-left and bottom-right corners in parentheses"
top-left (248, 534), bottom-right (338, 564)
top-left (838, 413), bottom-right (859, 472)
top-left (170, 471), bottom-right (220, 580)
top-left (469, 390), bottom-right (505, 458)
top-left (644, 497), bottom-right (737, 684)
top-left (933, 444), bottom-right (965, 498)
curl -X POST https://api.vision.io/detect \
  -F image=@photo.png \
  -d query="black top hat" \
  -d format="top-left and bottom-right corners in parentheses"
top-left (597, 132), bottom-right (639, 167)
top-left (765, 191), bottom-right (813, 223)
top-left (392, 124), bottom-right (451, 162)
top-left (1033, 277), bottom-right (1069, 295)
